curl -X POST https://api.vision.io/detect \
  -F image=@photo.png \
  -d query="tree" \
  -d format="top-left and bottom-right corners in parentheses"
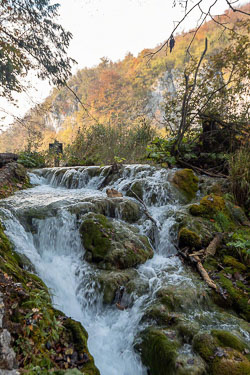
top-left (0, 0), bottom-right (75, 100)
top-left (164, 26), bottom-right (249, 158)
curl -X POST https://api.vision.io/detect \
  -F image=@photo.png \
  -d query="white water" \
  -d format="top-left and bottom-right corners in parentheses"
top-left (0, 165), bottom-right (248, 374)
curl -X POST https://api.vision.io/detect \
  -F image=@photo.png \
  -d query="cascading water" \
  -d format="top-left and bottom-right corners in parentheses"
top-left (0, 165), bottom-right (248, 375)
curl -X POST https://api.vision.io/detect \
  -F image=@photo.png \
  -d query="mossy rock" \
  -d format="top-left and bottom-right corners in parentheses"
top-left (137, 328), bottom-right (179, 375)
top-left (126, 181), bottom-right (144, 201)
top-left (172, 169), bottom-right (199, 202)
top-left (118, 199), bottom-right (141, 223)
top-left (193, 331), bottom-right (250, 375)
top-left (142, 303), bottom-right (177, 326)
top-left (218, 274), bottom-right (250, 321)
top-left (156, 284), bottom-right (210, 314)
top-left (79, 213), bottom-right (113, 262)
top-left (79, 213), bottom-right (153, 269)
top-left (178, 227), bottom-right (202, 249)
top-left (226, 202), bottom-right (248, 225)
top-left (211, 330), bottom-right (248, 352)
top-left (176, 320), bottom-right (200, 344)
top-left (211, 354), bottom-right (250, 375)
top-left (96, 269), bottom-right (137, 304)
top-left (175, 352), bottom-right (206, 375)
top-left (189, 194), bottom-right (226, 218)
top-left (192, 332), bottom-right (217, 362)
top-left (176, 212), bottom-right (217, 247)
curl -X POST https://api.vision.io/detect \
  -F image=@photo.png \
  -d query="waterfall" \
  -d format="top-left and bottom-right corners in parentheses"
top-left (0, 165), bottom-right (248, 375)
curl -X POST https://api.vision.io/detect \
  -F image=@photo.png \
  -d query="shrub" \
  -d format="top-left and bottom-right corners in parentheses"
top-left (18, 151), bottom-right (45, 168)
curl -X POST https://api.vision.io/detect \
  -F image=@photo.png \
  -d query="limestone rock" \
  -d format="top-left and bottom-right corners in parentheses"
top-left (79, 213), bottom-right (153, 269)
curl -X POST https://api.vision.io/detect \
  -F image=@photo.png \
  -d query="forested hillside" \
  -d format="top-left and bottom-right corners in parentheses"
top-left (0, 4), bottom-right (249, 166)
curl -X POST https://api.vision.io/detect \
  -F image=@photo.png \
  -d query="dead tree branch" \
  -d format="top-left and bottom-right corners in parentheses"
top-left (128, 188), bottom-right (158, 227)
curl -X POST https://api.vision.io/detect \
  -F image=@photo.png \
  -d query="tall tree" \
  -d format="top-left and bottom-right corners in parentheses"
top-left (0, 0), bottom-right (75, 99)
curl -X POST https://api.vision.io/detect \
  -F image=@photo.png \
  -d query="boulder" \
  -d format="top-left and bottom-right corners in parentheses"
top-left (192, 331), bottom-right (250, 375)
top-left (172, 169), bottom-right (199, 202)
top-left (70, 197), bottom-right (141, 224)
top-left (79, 213), bottom-right (153, 269)
top-left (96, 269), bottom-right (137, 304)
top-left (136, 327), bottom-right (179, 375)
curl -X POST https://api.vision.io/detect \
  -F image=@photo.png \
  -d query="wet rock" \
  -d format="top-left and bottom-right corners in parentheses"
top-left (126, 181), bottom-right (144, 200)
top-left (79, 213), bottom-right (153, 269)
top-left (96, 269), bottom-right (137, 304)
top-left (70, 196), bottom-right (142, 224)
top-left (156, 285), bottom-right (208, 312)
top-left (136, 327), bottom-right (179, 375)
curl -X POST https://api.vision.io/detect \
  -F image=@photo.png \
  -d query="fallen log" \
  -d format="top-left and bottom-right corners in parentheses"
top-left (204, 233), bottom-right (223, 258)
top-left (192, 255), bottom-right (218, 291)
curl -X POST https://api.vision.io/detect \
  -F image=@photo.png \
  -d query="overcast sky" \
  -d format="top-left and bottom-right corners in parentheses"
top-left (0, 0), bottom-right (247, 128)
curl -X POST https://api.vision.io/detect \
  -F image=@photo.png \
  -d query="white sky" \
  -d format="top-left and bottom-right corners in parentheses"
top-left (0, 0), bottom-right (247, 129)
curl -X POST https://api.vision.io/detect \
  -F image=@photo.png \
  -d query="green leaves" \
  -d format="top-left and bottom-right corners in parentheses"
top-left (0, 0), bottom-right (75, 99)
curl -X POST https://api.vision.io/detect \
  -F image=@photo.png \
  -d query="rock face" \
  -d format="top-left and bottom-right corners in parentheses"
top-left (79, 213), bottom-right (154, 269)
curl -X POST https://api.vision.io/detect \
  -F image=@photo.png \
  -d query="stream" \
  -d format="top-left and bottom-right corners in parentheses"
top-left (0, 165), bottom-right (248, 375)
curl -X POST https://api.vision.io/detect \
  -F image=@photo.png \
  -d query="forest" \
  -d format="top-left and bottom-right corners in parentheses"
top-left (0, 1), bottom-right (249, 375)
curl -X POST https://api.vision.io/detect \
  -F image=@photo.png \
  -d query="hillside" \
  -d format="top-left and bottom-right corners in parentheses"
top-left (0, 4), bottom-right (249, 158)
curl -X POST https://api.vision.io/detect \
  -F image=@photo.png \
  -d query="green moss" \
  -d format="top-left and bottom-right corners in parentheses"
top-left (64, 318), bottom-right (88, 352)
top-left (178, 227), bottom-right (202, 249)
top-left (223, 256), bottom-right (246, 272)
top-left (173, 169), bottom-right (199, 201)
top-left (80, 213), bottom-right (153, 269)
top-left (211, 330), bottom-right (247, 352)
top-left (214, 211), bottom-right (233, 231)
top-left (176, 321), bottom-right (199, 344)
top-left (192, 333), bottom-right (216, 361)
top-left (219, 274), bottom-right (250, 321)
top-left (79, 214), bottom-right (112, 261)
top-left (190, 194), bottom-right (226, 218)
top-left (211, 352), bottom-right (250, 375)
top-left (119, 200), bottom-right (140, 223)
top-left (138, 328), bottom-right (179, 375)
top-left (203, 257), bottom-right (218, 271)
top-left (142, 304), bottom-right (176, 325)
